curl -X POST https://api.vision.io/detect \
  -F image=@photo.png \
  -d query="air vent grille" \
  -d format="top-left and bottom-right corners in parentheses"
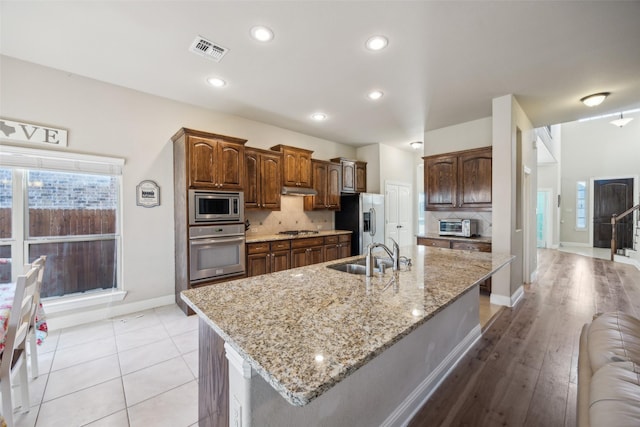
top-left (189, 36), bottom-right (229, 62)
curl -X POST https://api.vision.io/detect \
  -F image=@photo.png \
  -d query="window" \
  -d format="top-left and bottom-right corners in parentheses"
top-left (0, 146), bottom-right (123, 299)
top-left (576, 181), bottom-right (587, 230)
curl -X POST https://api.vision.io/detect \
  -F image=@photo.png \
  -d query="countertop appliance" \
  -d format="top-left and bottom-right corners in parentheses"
top-left (438, 219), bottom-right (478, 237)
top-left (189, 189), bottom-right (244, 225)
top-left (335, 193), bottom-right (385, 256)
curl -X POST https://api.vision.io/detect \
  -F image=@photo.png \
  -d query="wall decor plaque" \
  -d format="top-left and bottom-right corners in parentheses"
top-left (136, 180), bottom-right (160, 207)
top-left (0, 117), bottom-right (68, 147)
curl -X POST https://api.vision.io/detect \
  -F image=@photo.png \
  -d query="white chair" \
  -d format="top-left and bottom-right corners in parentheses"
top-left (0, 265), bottom-right (39, 426)
top-left (25, 256), bottom-right (46, 379)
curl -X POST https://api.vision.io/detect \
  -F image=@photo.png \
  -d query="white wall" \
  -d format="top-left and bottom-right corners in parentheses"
top-left (356, 144), bottom-right (381, 194)
top-left (491, 95), bottom-right (536, 306)
top-left (0, 56), bottom-right (356, 319)
top-left (559, 111), bottom-right (640, 245)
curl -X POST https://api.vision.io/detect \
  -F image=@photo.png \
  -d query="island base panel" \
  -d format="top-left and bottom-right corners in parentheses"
top-left (199, 318), bottom-right (229, 427)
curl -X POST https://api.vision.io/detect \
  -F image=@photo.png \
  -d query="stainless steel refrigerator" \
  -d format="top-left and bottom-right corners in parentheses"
top-left (335, 193), bottom-right (385, 256)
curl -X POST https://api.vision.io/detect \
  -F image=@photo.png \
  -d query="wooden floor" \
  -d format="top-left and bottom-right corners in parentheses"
top-left (409, 248), bottom-right (640, 427)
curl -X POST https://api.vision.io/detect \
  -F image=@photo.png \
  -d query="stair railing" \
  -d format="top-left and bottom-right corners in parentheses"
top-left (611, 204), bottom-right (640, 261)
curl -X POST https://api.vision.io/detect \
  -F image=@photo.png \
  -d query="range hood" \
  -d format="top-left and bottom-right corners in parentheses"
top-left (281, 186), bottom-right (317, 196)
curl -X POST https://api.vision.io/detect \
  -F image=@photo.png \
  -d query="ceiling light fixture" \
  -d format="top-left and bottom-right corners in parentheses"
top-left (207, 77), bottom-right (227, 88)
top-left (580, 92), bottom-right (610, 107)
top-left (250, 26), bottom-right (274, 42)
top-left (610, 113), bottom-right (634, 127)
top-left (410, 141), bottom-right (423, 150)
top-left (367, 90), bottom-right (384, 100)
top-left (311, 113), bottom-right (327, 121)
top-left (365, 35), bottom-right (388, 51)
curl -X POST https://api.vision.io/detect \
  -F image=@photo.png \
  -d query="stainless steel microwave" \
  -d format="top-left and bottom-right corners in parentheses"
top-left (438, 219), bottom-right (478, 237)
top-left (188, 190), bottom-right (244, 225)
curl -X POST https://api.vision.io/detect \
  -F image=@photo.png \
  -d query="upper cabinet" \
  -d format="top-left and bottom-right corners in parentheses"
top-left (173, 128), bottom-right (246, 190)
top-left (330, 158), bottom-right (367, 193)
top-left (245, 148), bottom-right (282, 210)
top-left (423, 146), bottom-right (492, 211)
top-left (304, 160), bottom-right (341, 210)
top-left (271, 145), bottom-right (313, 188)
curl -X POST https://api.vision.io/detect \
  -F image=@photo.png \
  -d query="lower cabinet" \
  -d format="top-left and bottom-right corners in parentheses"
top-left (247, 240), bottom-right (291, 277)
top-left (247, 234), bottom-right (352, 277)
top-left (291, 237), bottom-right (325, 268)
top-left (417, 236), bottom-right (492, 293)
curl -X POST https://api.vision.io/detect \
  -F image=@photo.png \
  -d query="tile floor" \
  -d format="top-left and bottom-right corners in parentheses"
top-left (2, 304), bottom-right (199, 427)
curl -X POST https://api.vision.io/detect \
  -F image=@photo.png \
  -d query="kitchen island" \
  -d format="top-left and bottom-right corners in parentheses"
top-left (181, 244), bottom-right (513, 427)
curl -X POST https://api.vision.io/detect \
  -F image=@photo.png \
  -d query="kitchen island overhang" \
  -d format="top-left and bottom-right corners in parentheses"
top-left (182, 245), bottom-right (513, 426)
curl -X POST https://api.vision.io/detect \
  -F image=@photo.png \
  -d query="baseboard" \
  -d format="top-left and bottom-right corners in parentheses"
top-left (45, 294), bottom-right (176, 331)
top-left (560, 241), bottom-right (591, 248)
top-left (381, 324), bottom-right (482, 427)
top-left (490, 285), bottom-right (523, 308)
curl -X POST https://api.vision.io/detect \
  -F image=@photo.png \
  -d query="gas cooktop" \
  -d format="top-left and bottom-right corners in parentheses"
top-left (277, 230), bottom-right (320, 236)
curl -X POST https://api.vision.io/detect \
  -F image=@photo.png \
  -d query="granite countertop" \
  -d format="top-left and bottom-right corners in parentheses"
top-left (417, 233), bottom-right (492, 244)
top-left (246, 229), bottom-right (352, 243)
top-left (181, 245), bottom-right (513, 407)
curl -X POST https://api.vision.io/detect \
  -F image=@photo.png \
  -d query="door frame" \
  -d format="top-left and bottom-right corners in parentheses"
top-left (588, 174), bottom-right (639, 247)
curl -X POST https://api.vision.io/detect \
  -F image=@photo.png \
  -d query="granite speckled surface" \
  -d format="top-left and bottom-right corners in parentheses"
top-left (246, 229), bottom-right (352, 243)
top-left (417, 233), bottom-right (492, 244)
top-left (181, 245), bottom-right (512, 407)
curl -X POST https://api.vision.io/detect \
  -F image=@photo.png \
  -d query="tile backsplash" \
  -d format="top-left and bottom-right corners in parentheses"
top-left (245, 196), bottom-right (334, 235)
top-left (426, 211), bottom-right (492, 237)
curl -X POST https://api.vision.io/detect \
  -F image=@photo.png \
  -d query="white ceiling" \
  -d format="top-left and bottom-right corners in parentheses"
top-left (2, 1), bottom-right (639, 151)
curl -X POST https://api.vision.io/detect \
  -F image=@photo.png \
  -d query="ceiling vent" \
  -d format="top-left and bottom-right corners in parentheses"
top-left (189, 36), bottom-right (229, 62)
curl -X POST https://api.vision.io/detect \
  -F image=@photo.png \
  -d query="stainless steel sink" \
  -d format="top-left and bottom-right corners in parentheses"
top-left (326, 257), bottom-right (394, 275)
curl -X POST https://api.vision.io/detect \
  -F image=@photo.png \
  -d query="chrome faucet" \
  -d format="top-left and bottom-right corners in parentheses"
top-left (365, 238), bottom-right (400, 277)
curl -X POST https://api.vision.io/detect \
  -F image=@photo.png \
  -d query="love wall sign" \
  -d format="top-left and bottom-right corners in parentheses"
top-left (0, 118), bottom-right (68, 147)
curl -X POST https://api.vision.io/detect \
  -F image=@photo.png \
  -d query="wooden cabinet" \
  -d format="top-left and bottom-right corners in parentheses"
top-left (181, 130), bottom-right (246, 190)
top-left (423, 147), bottom-right (491, 211)
top-left (245, 148), bottom-right (282, 210)
top-left (291, 236), bottom-right (325, 268)
top-left (331, 158), bottom-right (367, 193)
top-left (172, 128), bottom-right (248, 314)
top-left (304, 160), bottom-right (341, 210)
top-left (271, 145), bottom-right (313, 188)
top-left (324, 234), bottom-right (352, 261)
top-left (417, 236), bottom-right (492, 292)
top-left (246, 240), bottom-right (291, 277)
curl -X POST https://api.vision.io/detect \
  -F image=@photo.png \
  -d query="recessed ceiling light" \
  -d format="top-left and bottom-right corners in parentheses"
top-left (311, 113), bottom-right (327, 121)
top-left (207, 77), bottom-right (227, 88)
top-left (368, 90), bottom-right (384, 100)
top-left (580, 92), bottom-right (610, 107)
top-left (365, 35), bottom-right (388, 51)
top-left (250, 26), bottom-right (274, 42)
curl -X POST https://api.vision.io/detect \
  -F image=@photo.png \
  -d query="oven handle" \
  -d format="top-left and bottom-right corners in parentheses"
top-left (190, 236), bottom-right (246, 246)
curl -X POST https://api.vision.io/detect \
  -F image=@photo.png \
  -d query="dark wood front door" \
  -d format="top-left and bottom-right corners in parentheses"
top-left (593, 178), bottom-right (634, 248)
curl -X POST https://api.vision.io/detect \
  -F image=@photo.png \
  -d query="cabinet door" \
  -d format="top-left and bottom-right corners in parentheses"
top-left (244, 150), bottom-right (260, 209)
top-left (260, 153), bottom-right (282, 210)
top-left (217, 141), bottom-right (244, 190)
top-left (271, 250), bottom-right (291, 272)
top-left (327, 163), bottom-right (341, 209)
top-left (338, 235), bottom-right (352, 259)
top-left (311, 161), bottom-right (328, 209)
top-left (324, 244), bottom-right (339, 262)
top-left (189, 137), bottom-right (217, 188)
top-left (308, 246), bottom-right (324, 265)
top-left (416, 237), bottom-right (451, 248)
top-left (458, 149), bottom-right (492, 209)
top-left (282, 150), bottom-right (299, 186)
top-left (341, 160), bottom-right (356, 193)
top-left (355, 162), bottom-right (367, 193)
top-left (450, 241), bottom-right (491, 252)
top-left (424, 155), bottom-right (457, 210)
top-left (297, 151), bottom-right (312, 187)
top-left (291, 248), bottom-right (309, 268)
top-left (247, 253), bottom-right (270, 277)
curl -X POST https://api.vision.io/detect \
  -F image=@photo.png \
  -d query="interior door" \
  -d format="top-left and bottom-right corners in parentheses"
top-left (385, 182), bottom-right (412, 248)
top-left (593, 178), bottom-right (633, 249)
